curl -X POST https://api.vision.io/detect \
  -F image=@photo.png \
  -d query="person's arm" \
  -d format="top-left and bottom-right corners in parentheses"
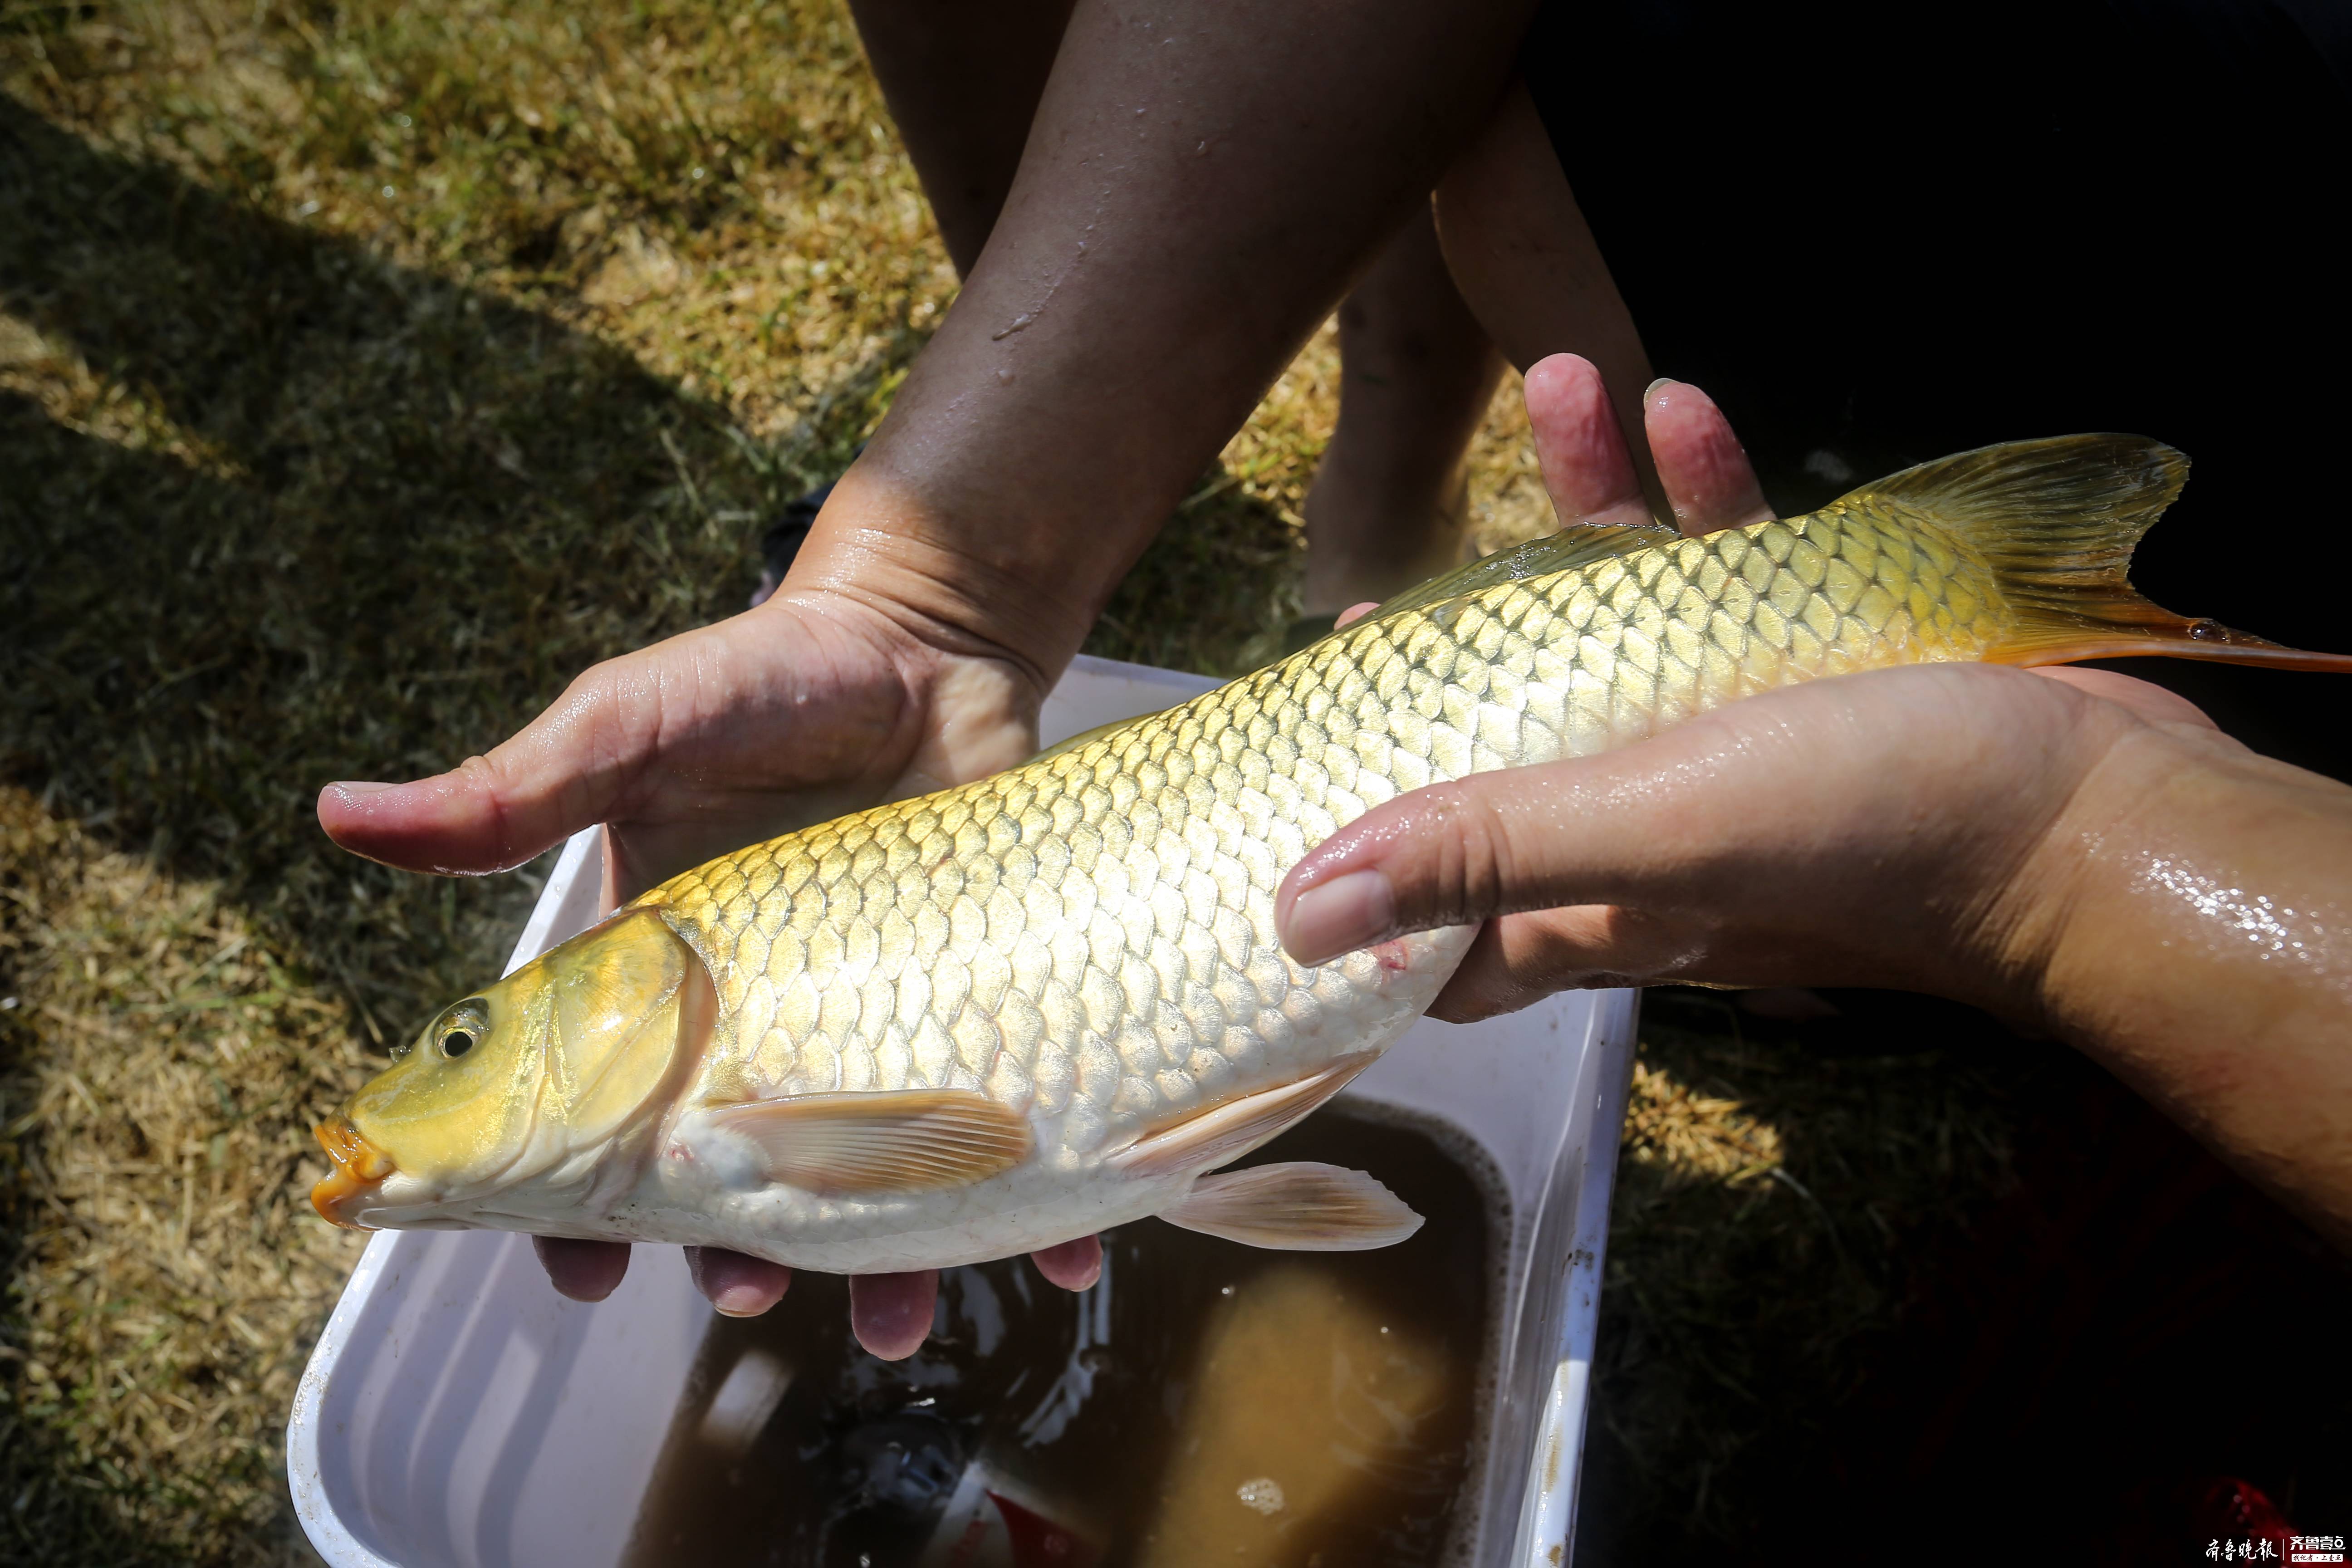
top-left (1275, 661), bottom-right (2352, 1247)
top-left (1276, 360), bottom-right (2352, 1247)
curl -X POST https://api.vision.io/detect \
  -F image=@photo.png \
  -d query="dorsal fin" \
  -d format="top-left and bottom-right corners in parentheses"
top-left (1029, 715), bottom-right (1142, 767)
top-left (1354, 522), bottom-right (1677, 630)
top-left (1847, 433), bottom-right (2352, 671)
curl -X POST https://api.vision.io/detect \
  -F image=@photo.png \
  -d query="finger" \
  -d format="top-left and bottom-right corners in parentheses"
top-left (317, 664), bottom-right (644, 876)
top-left (1522, 354), bottom-right (1652, 529)
top-left (1333, 601), bottom-right (1382, 631)
top-left (1644, 379), bottom-right (1773, 536)
top-left (535, 1236), bottom-right (631, 1303)
top-left (1276, 765), bottom-right (1687, 969)
top-left (849, 1270), bottom-right (940, 1359)
top-left (1276, 749), bottom-right (1638, 965)
top-left (1427, 907), bottom-right (1653, 1022)
top-left (686, 1246), bottom-right (794, 1318)
top-left (1274, 666), bottom-right (2098, 968)
top-left (1028, 1235), bottom-right (1103, 1290)
top-left (2030, 666), bottom-right (2220, 730)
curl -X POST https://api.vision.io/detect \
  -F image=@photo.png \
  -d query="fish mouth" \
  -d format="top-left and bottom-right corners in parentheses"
top-left (312, 1113), bottom-right (397, 1229)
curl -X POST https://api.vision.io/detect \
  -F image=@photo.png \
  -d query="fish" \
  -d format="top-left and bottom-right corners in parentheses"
top-left (313, 434), bottom-right (2349, 1270)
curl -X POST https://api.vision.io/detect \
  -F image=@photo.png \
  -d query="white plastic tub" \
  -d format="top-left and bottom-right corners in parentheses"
top-left (289, 653), bottom-right (1639, 1568)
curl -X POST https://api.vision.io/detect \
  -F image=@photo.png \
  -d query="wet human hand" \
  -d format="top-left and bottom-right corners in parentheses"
top-left (1273, 653), bottom-right (2352, 1243)
top-left (315, 580), bottom-right (1043, 906)
top-left (1275, 658), bottom-right (2216, 1019)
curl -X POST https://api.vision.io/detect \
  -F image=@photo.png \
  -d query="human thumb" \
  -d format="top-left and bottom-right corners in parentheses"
top-left (318, 678), bottom-right (631, 876)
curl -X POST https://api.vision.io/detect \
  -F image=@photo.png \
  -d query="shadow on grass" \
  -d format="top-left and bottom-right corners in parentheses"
top-left (0, 93), bottom-right (790, 1014)
top-left (0, 94), bottom-right (803, 1562)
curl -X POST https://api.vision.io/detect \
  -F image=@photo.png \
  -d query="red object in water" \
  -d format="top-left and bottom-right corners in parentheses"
top-left (989, 1490), bottom-right (1100, 1568)
top-left (922, 1462), bottom-right (1102, 1568)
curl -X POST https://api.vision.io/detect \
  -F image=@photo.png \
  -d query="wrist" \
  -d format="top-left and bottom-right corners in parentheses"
top-left (2023, 726), bottom-right (2352, 1242)
top-left (2014, 720), bottom-right (2331, 1056)
top-left (1986, 723), bottom-right (2201, 1034)
top-left (783, 461), bottom-right (1114, 693)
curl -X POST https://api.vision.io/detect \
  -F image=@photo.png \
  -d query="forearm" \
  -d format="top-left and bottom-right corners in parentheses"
top-left (2029, 729), bottom-right (2352, 1243)
top-left (794, 0), bottom-right (1536, 680)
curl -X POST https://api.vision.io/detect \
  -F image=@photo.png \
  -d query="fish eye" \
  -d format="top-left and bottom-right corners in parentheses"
top-left (433, 999), bottom-right (491, 1061)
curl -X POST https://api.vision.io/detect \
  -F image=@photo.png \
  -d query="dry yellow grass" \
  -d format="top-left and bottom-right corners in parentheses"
top-left (1, 789), bottom-right (372, 1562)
top-left (1621, 1059), bottom-right (1784, 1187)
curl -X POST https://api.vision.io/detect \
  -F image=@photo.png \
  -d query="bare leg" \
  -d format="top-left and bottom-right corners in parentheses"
top-left (847, 0), bottom-right (1076, 278)
top-left (1301, 208), bottom-right (1506, 614)
top-left (1435, 80), bottom-right (1661, 506)
top-left (750, 0), bottom-right (1072, 603)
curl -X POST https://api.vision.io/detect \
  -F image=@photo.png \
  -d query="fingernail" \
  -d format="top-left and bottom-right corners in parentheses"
top-left (712, 1284), bottom-right (773, 1318)
top-left (1643, 377), bottom-right (1676, 401)
top-left (328, 780), bottom-right (397, 799)
top-left (1280, 867), bottom-right (1395, 965)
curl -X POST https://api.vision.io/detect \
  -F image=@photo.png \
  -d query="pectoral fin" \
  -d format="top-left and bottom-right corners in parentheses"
top-left (706, 1090), bottom-right (1032, 1196)
top-left (1158, 1162), bottom-right (1424, 1251)
top-left (1106, 1053), bottom-right (1374, 1180)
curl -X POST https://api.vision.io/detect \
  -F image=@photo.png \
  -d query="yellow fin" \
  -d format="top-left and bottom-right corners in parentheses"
top-left (706, 1089), bottom-right (1032, 1196)
top-left (1853, 433), bottom-right (2352, 671)
top-left (1354, 522), bottom-right (1677, 631)
top-left (1158, 1161), bottom-right (1423, 1251)
top-left (1029, 714), bottom-right (1150, 767)
top-left (1106, 1053), bottom-right (1373, 1181)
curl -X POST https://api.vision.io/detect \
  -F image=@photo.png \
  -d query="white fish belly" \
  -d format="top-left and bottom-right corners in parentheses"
top-left (608, 926), bottom-right (1473, 1269)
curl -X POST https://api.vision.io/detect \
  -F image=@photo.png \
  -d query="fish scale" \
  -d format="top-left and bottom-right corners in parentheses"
top-left (317, 435), bottom-right (2347, 1271)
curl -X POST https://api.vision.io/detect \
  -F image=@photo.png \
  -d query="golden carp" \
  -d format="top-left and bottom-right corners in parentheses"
top-left (314, 435), bottom-right (2347, 1269)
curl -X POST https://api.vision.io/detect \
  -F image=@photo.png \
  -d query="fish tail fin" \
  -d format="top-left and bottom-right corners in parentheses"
top-left (1858, 433), bottom-right (2352, 672)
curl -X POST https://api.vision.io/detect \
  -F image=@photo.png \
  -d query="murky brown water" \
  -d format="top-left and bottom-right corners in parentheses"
top-left (621, 1105), bottom-right (1501, 1568)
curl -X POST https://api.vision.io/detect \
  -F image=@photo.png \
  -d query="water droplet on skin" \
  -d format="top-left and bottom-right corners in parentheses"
top-left (991, 313), bottom-right (1036, 342)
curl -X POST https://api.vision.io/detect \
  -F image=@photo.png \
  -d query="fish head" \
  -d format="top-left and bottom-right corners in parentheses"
top-left (312, 906), bottom-right (713, 1229)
